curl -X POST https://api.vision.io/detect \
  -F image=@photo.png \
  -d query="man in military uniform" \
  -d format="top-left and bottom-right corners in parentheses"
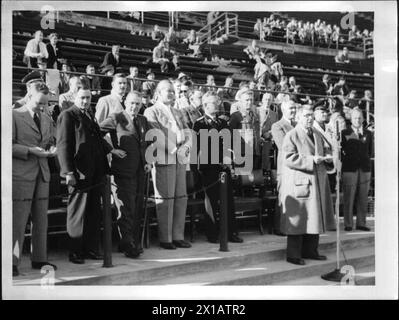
top-left (13, 70), bottom-right (45, 109)
top-left (193, 92), bottom-right (243, 244)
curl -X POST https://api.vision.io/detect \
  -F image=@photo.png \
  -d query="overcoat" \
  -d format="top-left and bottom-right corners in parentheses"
top-left (280, 126), bottom-right (335, 234)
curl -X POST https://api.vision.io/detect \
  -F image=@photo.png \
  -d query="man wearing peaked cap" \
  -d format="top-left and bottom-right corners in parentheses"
top-left (13, 71), bottom-right (45, 109)
top-left (21, 70), bottom-right (45, 85)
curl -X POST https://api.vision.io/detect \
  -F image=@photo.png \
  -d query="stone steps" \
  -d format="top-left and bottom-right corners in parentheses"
top-left (56, 233), bottom-right (374, 286)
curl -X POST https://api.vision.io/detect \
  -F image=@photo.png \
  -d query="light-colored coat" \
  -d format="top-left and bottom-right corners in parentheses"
top-left (95, 93), bottom-right (124, 124)
top-left (280, 126), bottom-right (335, 235)
top-left (144, 101), bottom-right (192, 165)
top-left (12, 106), bottom-right (55, 182)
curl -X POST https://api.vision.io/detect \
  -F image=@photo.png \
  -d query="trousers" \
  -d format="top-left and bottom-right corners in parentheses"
top-left (13, 171), bottom-right (49, 266)
top-left (342, 170), bottom-right (371, 228)
top-left (287, 234), bottom-right (320, 259)
top-left (151, 163), bottom-right (187, 243)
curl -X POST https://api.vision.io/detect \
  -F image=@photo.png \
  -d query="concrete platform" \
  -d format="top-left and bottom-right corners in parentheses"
top-left (12, 218), bottom-right (375, 286)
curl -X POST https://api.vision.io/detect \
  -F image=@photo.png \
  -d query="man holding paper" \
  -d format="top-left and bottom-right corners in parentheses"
top-left (12, 83), bottom-right (57, 276)
top-left (280, 105), bottom-right (335, 265)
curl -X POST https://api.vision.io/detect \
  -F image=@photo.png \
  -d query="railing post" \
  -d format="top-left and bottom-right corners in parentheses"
top-left (219, 172), bottom-right (229, 252)
top-left (102, 175), bottom-right (113, 268)
top-left (225, 13), bottom-right (229, 36)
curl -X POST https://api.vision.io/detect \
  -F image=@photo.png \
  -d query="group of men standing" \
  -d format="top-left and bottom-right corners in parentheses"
top-left (12, 68), bottom-right (373, 276)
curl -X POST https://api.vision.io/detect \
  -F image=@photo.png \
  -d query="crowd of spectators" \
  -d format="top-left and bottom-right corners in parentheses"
top-left (253, 14), bottom-right (373, 50)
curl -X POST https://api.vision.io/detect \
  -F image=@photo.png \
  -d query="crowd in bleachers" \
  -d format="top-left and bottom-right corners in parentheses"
top-left (253, 13), bottom-right (373, 49)
top-left (11, 11), bottom-right (374, 276)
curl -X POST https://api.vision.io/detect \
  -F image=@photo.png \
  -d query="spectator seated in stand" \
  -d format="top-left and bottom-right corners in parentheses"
top-left (101, 45), bottom-right (122, 72)
top-left (46, 33), bottom-right (63, 70)
top-left (23, 30), bottom-right (49, 69)
top-left (80, 64), bottom-right (101, 102)
top-left (142, 69), bottom-right (156, 100)
top-left (151, 24), bottom-right (165, 41)
top-left (335, 47), bottom-right (350, 64)
top-left (243, 40), bottom-right (261, 60)
top-left (100, 64), bottom-right (115, 95)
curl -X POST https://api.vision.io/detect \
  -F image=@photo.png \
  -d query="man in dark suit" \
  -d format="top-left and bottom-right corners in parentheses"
top-left (341, 108), bottom-right (373, 231)
top-left (193, 92), bottom-right (243, 244)
top-left (56, 86), bottom-right (126, 264)
top-left (46, 33), bottom-right (63, 70)
top-left (101, 45), bottom-right (122, 72)
top-left (229, 89), bottom-right (261, 171)
top-left (99, 91), bottom-right (151, 258)
top-left (271, 99), bottom-right (297, 236)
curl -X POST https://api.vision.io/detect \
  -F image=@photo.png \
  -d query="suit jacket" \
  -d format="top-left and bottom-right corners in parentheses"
top-left (59, 91), bottom-right (75, 112)
top-left (271, 117), bottom-right (295, 175)
top-left (193, 114), bottom-right (231, 171)
top-left (56, 105), bottom-right (112, 179)
top-left (144, 101), bottom-right (192, 165)
top-left (142, 81), bottom-right (156, 97)
top-left (46, 42), bottom-right (62, 69)
top-left (95, 93), bottom-right (125, 124)
top-left (341, 127), bottom-right (373, 172)
top-left (100, 111), bottom-right (150, 178)
top-left (127, 76), bottom-right (142, 92)
top-left (229, 110), bottom-right (261, 156)
top-left (12, 106), bottom-right (55, 182)
top-left (101, 52), bottom-right (122, 70)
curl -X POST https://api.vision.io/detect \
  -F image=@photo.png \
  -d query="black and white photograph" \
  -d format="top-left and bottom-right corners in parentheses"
top-left (1, 1), bottom-right (397, 301)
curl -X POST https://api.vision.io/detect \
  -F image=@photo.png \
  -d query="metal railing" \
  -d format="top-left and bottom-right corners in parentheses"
top-left (197, 12), bottom-right (239, 46)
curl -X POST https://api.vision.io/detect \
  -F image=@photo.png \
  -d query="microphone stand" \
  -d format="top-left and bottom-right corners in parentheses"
top-left (321, 120), bottom-right (345, 282)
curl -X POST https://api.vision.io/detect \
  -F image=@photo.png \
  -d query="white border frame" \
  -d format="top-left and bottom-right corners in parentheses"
top-left (2, 1), bottom-right (397, 300)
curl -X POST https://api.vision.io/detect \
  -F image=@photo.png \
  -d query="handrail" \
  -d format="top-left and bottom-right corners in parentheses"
top-left (12, 65), bottom-right (375, 103)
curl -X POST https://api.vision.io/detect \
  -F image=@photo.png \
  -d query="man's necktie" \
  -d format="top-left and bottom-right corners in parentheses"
top-left (35, 41), bottom-right (40, 54)
top-left (290, 120), bottom-right (296, 127)
top-left (33, 112), bottom-right (41, 132)
top-left (307, 127), bottom-right (314, 143)
top-left (133, 117), bottom-right (140, 137)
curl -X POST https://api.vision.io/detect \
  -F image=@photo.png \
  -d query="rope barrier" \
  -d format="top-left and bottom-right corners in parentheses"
top-left (11, 174), bottom-right (371, 202)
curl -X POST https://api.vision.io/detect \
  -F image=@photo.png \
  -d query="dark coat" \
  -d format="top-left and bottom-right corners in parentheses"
top-left (100, 111), bottom-right (150, 178)
top-left (46, 43), bottom-right (62, 69)
top-left (56, 105), bottom-right (112, 179)
top-left (341, 128), bottom-right (373, 172)
top-left (193, 115), bottom-right (231, 170)
top-left (101, 52), bottom-right (122, 70)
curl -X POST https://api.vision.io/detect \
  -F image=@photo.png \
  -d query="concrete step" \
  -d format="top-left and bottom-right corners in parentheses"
top-left (56, 233), bottom-right (374, 286)
top-left (142, 246), bottom-right (374, 285)
top-left (277, 265), bottom-right (375, 286)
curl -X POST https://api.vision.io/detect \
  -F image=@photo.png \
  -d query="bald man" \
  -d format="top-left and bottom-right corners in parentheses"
top-left (144, 80), bottom-right (192, 249)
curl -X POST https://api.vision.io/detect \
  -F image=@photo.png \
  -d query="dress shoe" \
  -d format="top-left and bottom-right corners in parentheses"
top-left (84, 250), bottom-right (104, 260)
top-left (207, 237), bottom-right (219, 244)
top-left (303, 255), bottom-right (327, 261)
top-left (356, 226), bottom-right (371, 231)
top-left (229, 234), bottom-right (244, 243)
top-left (160, 242), bottom-right (176, 250)
top-left (273, 230), bottom-right (286, 236)
top-left (69, 252), bottom-right (85, 264)
top-left (31, 261), bottom-right (58, 270)
top-left (344, 227), bottom-right (353, 231)
top-left (173, 240), bottom-right (192, 248)
top-left (13, 265), bottom-right (19, 277)
top-left (124, 248), bottom-right (141, 259)
top-left (286, 257), bottom-right (305, 265)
